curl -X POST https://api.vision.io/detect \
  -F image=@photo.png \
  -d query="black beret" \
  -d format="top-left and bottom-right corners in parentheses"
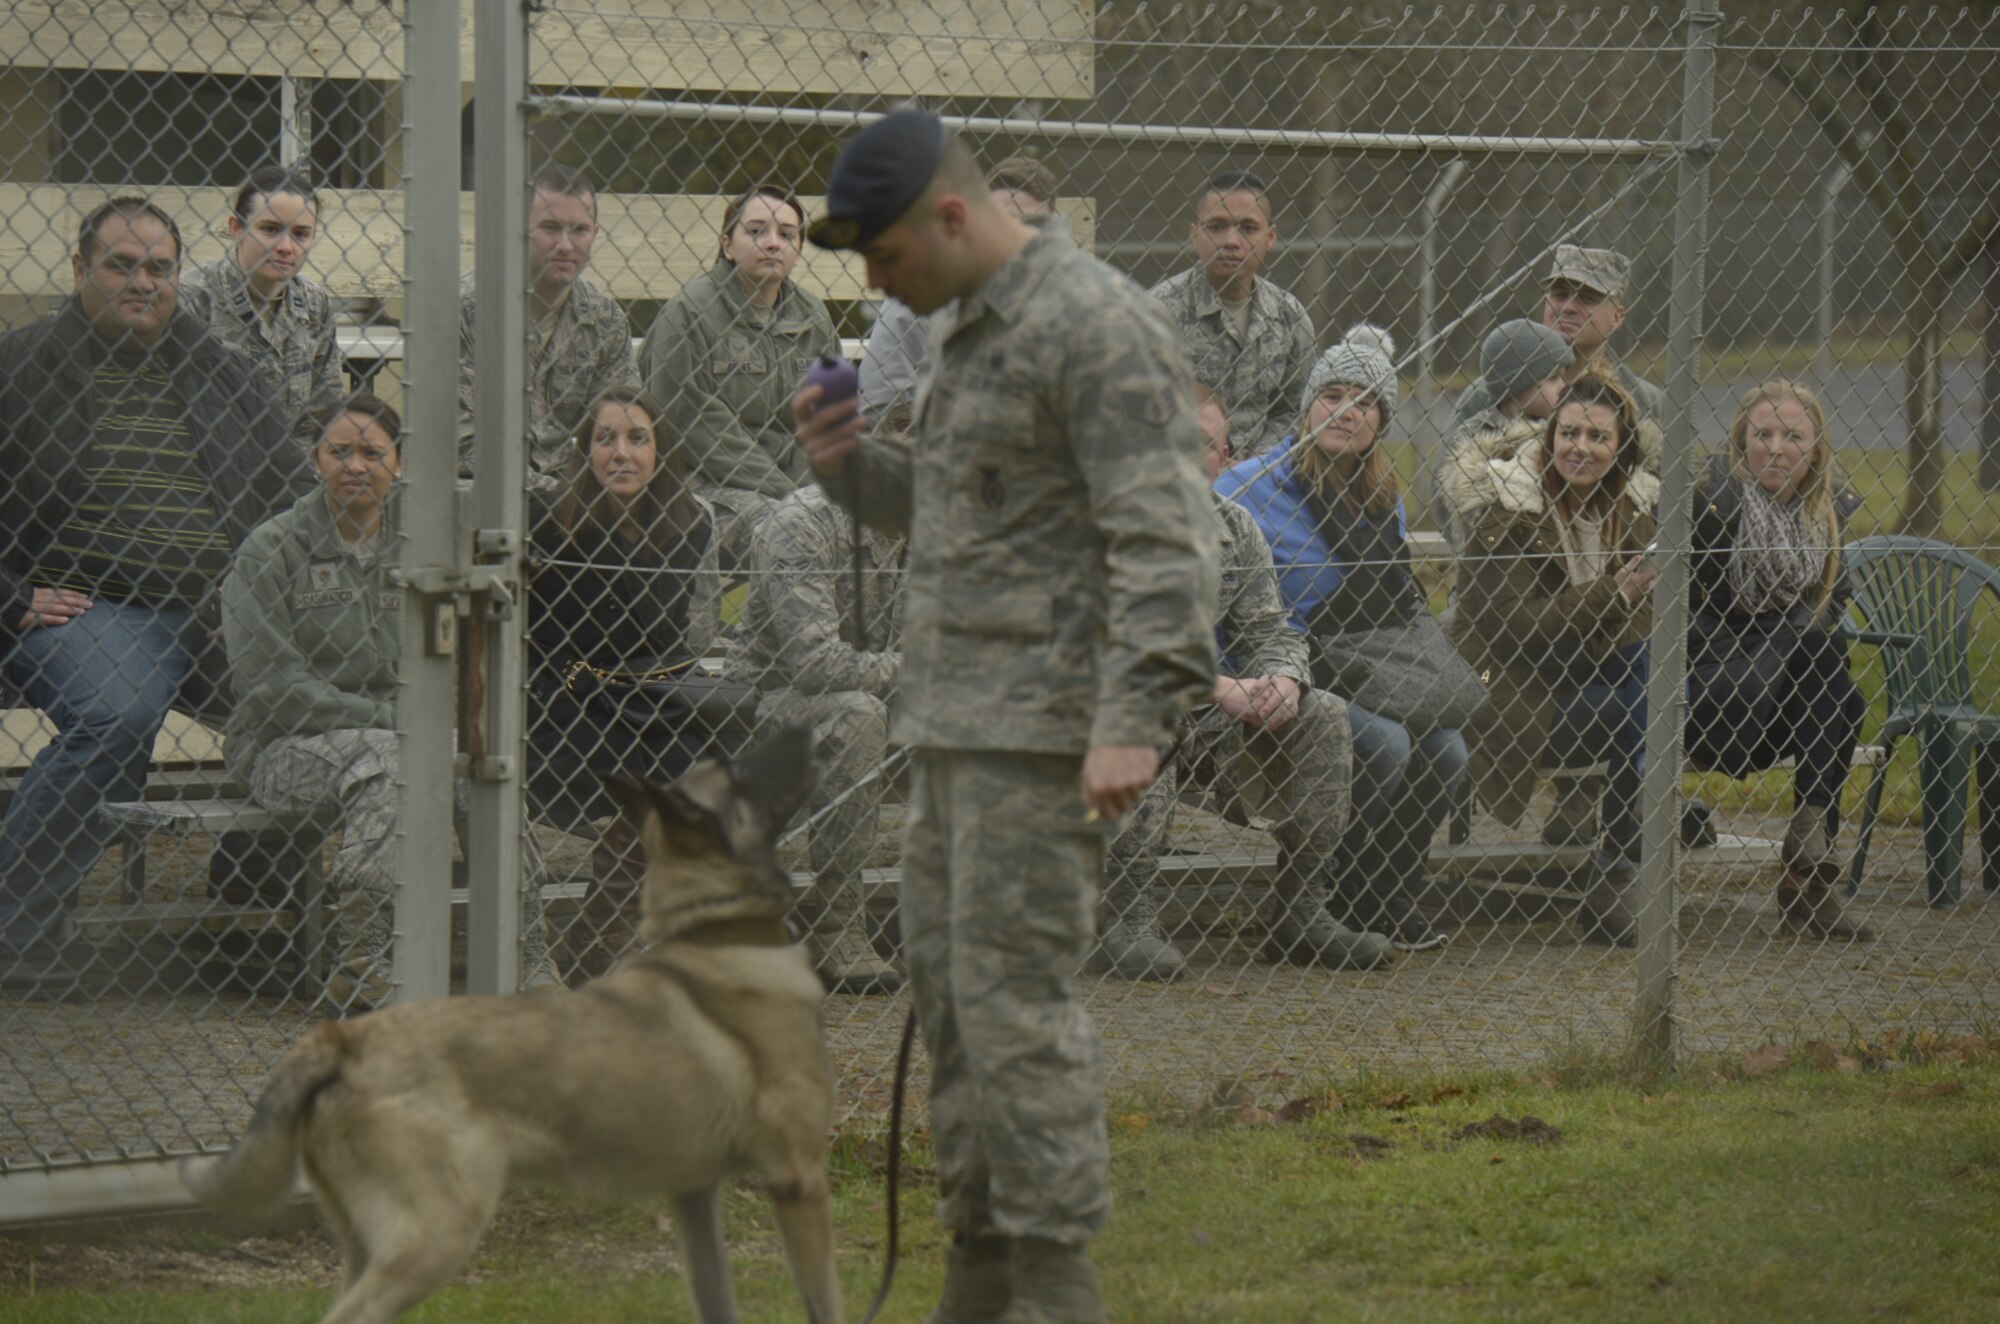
top-left (807, 109), bottom-right (948, 251)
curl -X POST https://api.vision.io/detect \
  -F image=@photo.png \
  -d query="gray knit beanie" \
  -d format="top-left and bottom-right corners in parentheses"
top-left (1479, 319), bottom-right (1571, 410)
top-left (1300, 323), bottom-right (1399, 435)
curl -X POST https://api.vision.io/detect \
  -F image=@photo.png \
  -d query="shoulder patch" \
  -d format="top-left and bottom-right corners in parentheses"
top-left (1112, 381), bottom-right (1174, 430)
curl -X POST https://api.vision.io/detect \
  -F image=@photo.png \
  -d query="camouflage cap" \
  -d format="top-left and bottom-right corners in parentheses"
top-left (1547, 244), bottom-right (1631, 301)
top-left (808, 108), bottom-right (948, 251)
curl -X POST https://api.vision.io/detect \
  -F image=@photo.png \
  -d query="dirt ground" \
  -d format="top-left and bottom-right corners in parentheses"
top-left (4, 793), bottom-right (1995, 1181)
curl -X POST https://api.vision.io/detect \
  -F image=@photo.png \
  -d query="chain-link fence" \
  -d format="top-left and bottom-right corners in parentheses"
top-left (3, 0), bottom-right (1998, 1224)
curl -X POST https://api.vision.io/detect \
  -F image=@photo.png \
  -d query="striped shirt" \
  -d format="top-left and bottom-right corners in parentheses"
top-left (43, 358), bottom-right (233, 604)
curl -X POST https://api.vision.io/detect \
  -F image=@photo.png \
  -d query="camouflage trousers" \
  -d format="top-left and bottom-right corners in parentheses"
top-left (249, 727), bottom-right (551, 1004)
top-left (902, 748), bottom-right (1110, 1244)
top-left (756, 687), bottom-right (890, 888)
top-left (698, 483), bottom-right (785, 571)
top-left (1109, 689), bottom-right (1353, 902)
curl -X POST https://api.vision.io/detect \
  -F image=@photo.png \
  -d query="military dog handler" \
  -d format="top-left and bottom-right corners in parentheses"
top-left (794, 110), bottom-right (1220, 1323)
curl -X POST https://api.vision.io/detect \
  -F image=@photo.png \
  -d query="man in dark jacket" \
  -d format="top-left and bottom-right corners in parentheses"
top-left (0, 197), bottom-right (289, 996)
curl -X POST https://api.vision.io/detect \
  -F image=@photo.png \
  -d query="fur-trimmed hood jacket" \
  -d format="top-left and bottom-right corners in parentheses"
top-left (1447, 443), bottom-right (1660, 827)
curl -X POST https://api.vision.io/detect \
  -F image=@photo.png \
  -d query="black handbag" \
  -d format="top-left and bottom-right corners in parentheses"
top-left (1309, 613), bottom-right (1490, 735)
top-left (564, 655), bottom-right (760, 756)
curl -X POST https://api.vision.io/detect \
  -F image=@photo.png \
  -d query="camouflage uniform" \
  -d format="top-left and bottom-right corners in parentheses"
top-left (641, 263), bottom-right (840, 565)
top-left (179, 258), bottom-right (344, 459)
top-left (826, 218), bottom-right (1219, 1244)
top-left (1145, 267), bottom-right (1315, 459)
top-left (456, 271), bottom-right (639, 484)
top-left (1105, 496), bottom-right (1353, 970)
top-left (222, 492), bottom-right (550, 1006)
top-left (727, 485), bottom-right (903, 965)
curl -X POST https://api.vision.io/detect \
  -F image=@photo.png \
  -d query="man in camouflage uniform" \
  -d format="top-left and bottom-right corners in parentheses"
top-left (1100, 390), bottom-right (1391, 982)
top-left (1146, 169), bottom-right (1315, 459)
top-left (457, 165), bottom-right (639, 483)
top-left (799, 111), bottom-right (1219, 1324)
top-left (858, 156), bottom-right (1059, 424)
top-left (727, 483), bottom-right (904, 994)
top-left (1453, 244), bottom-right (1665, 426)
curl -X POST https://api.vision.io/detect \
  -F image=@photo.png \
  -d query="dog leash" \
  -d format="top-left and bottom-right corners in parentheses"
top-left (858, 1006), bottom-right (916, 1324)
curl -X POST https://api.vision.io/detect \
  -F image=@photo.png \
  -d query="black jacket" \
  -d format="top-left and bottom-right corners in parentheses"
top-left (525, 498), bottom-right (711, 687)
top-left (1689, 453), bottom-right (1862, 633)
top-left (0, 300), bottom-right (296, 638)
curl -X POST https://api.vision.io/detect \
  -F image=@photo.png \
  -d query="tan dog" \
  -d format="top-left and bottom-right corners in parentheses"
top-left (180, 728), bottom-right (843, 1324)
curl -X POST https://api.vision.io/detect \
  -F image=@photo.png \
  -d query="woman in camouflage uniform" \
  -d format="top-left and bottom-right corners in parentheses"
top-left (639, 184), bottom-right (839, 567)
top-left (179, 165), bottom-right (345, 460)
top-left (223, 397), bottom-right (556, 1009)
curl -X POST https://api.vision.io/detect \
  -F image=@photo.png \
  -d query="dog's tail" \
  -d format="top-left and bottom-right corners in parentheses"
top-left (180, 1020), bottom-right (348, 1215)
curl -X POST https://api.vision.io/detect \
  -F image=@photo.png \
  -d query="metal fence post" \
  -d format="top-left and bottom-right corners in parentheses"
top-left (1418, 159), bottom-right (1467, 408)
top-left (395, 0), bottom-right (465, 1004)
top-left (466, 0), bottom-right (532, 995)
top-left (1633, 0), bottom-right (1720, 1067)
top-left (1817, 162), bottom-right (1851, 382)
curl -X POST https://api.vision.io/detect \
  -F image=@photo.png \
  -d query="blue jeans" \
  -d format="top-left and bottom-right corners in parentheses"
top-left (0, 601), bottom-right (200, 954)
top-left (1344, 703), bottom-right (1469, 891)
top-left (1545, 641), bottom-right (1649, 871)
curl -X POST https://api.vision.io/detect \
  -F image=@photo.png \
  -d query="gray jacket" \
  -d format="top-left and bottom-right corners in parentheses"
top-left (641, 262), bottom-right (839, 501)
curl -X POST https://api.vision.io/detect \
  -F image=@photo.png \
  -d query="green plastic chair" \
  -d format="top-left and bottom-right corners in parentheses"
top-left (1842, 536), bottom-right (2000, 905)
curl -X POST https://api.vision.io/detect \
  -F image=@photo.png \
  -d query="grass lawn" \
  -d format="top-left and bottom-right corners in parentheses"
top-left (4, 1042), bottom-right (1998, 1322)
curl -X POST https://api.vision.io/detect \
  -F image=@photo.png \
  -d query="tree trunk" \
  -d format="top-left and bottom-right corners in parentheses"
top-left (1983, 238), bottom-right (2000, 491)
top-left (1897, 261), bottom-right (1947, 537)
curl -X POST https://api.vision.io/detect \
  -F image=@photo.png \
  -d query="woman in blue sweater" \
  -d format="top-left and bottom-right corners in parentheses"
top-left (1217, 326), bottom-right (1464, 951)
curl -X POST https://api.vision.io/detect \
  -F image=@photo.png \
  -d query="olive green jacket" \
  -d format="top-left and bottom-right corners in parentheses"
top-left (219, 490), bottom-right (403, 783)
top-left (640, 262), bottom-right (839, 501)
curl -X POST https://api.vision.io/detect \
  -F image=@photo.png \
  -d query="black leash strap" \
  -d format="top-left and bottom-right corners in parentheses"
top-left (857, 1007), bottom-right (916, 1324)
top-left (847, 455), bottom-right (867, 652)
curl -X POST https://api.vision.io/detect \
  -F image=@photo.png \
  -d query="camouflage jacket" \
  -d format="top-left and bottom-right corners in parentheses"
top-left (220, 489), bottom-right (403, 784)
top-left (824, 219), bottom-right (1220, 754)
top-left (640, 262), bottom-right (839, 502)
top-left (1214, 493), bottom-right (1308, 685)
top-left (1145, 266), bottom-right (1315, 459)
top-left (726, 484), bottom-right (903, 699)
top-left (178, 258), bottom-right (345, 455)
top-left (456, 271), bottom-right (638, 482)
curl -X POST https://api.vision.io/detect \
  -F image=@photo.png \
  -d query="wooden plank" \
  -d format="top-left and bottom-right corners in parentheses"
top-left (0, 184), bottom-right (1097, 306)
top-left (3, 708), bottom-right (222, 772)
top-left (0, 1), bottom-right (1094, 100)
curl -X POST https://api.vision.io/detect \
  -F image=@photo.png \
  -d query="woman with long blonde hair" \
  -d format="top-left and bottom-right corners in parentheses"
top-left (1687, 378), bottom-right (1869, 939)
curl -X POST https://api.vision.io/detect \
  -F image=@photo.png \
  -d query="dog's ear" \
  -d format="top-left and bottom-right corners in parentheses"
top-left (728, 725), bottom-right (819, 834)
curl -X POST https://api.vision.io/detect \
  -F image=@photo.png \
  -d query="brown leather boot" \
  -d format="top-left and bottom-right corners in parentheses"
top-left (1777, 861), bottom-right (1874, 941)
